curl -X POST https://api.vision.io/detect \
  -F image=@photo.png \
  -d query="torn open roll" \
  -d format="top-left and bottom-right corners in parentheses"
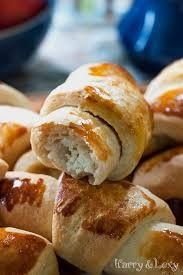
top-left (31, 63), bottom-right (152, 185)
top-left (31, 107), bottom-right (120, 185)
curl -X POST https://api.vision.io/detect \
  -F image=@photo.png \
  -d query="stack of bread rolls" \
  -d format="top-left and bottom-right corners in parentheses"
top-left (0, 63), bottom-right (183, 275)
top-left (0, 83), bottom-right (59, 274)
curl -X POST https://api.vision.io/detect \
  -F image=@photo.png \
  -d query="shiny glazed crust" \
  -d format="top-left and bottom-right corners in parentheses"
top-left (31, 106), bottom-right (121, 185)
top-left (0, 171), bottom-right (58, 241)
top-left (52, 173), bottom-right (174, 274)
top-left (0, 227), bottom-right (59, 275)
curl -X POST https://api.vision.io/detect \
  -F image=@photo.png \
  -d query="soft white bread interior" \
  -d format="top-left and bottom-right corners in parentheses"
top-left (0, 82), bottom-right (32, 109)
top-left (0, 106), bottom-right (39, 168)
top-left (31, 106), bottom-right (120, 185)
top-left (0, 171), bottom-right (58, 241)
top-left (0, 227), bottom-right (59, 275)
top-left (32, 63), bottom-right (152, 184)
top-left (14, 150), bottom-right (60, 178)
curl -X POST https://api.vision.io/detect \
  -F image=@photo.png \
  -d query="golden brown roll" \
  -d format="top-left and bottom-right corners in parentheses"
top-left (0, 82), bottom-right (32, 109)
top-left (133, 146), bottom-right (183, 200)
top-left (52, 173), bottom-right (175, 274)
top-left (145, 59), bottom-right (183, 154)
top-left (14, 150), bottom-right (60, 179)
top-left (31, 63), bottom-right (152, 185)
top-left (0, 171), bottom-right (58, 241)
top-left (0, 227), bottom-right (59, 275)
top-left (106, 222), bottom-right (183, 275)
top-left (0, 106), bottom-right (39, 168)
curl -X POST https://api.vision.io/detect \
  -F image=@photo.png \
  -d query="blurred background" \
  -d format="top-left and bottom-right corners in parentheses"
top-left (1, 0), bottom-right (183, 94)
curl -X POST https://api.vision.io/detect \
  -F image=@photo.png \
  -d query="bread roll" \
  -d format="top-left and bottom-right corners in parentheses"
top-left (0, 106), bottom-right (39, 168)
top-left (145, 59), bottom-right (183, 154)
top-left (52, 173), bottom-right (174, 274)
top-left (32, 63), bottom-right (152, 185)
top-left (0, 171), bottom-right (58, 241)
top-left (0, 227), bottom-right (59, 275)
top-left (0, 82), bottom-right (31, 109)
top-left (133, 146), bottom-right (183, 200)
top-left (14, 150), bottom-right (60, 178)
top-left (106, 222), bottom-right (183, 275)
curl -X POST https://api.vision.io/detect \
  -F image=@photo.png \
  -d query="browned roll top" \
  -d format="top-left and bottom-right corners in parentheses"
top-left (0, 227), bottom-right (59, 275)
top-left (0, 228), bottom-right (46, 274)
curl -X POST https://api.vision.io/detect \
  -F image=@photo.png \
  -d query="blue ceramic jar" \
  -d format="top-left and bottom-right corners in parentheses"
top-left (118, 0), bottom-right (183, 72)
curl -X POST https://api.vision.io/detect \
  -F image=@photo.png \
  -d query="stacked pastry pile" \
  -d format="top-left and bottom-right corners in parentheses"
top-left (0, 63), bottom-right (183, 275)
top-left (0, 83), bottom-right (59, 274)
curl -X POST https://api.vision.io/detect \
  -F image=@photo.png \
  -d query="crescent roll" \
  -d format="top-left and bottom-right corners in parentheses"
top-left (133, 146), bottom-right (183, 225)
top-left (0, 106), bottom-right (39, 168)
top-left (31, 63), bottom-right (152, 185)
top-left (145, 59), bottom-right (183, 154)
top-left (32, 106), bottom-right (121, 185)
top-left (0, 171), bottom-right (58, 241)
top-left (133, 147), bottom-right (183, 200)
top-left (14, 150), bottom-right (60, 178)
top-left (0, 227), bottom-right (59, 275)
top-left (0, 82), bottom-right (32, 109)
top-left (52, 173), bottom-right (175, 274)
